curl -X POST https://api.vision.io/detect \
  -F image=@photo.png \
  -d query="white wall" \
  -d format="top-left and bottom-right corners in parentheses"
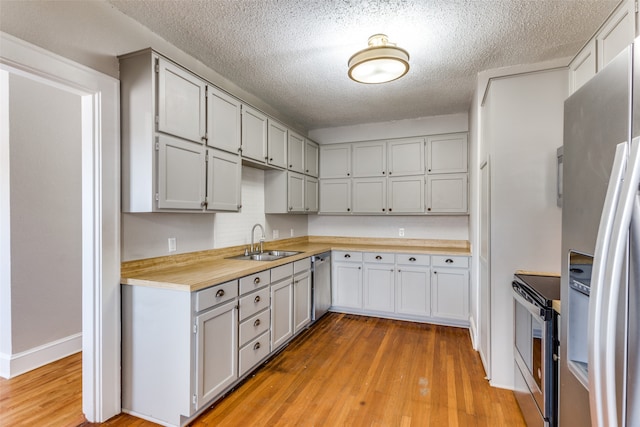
top-left (480, 68), bottom-right (566, 389)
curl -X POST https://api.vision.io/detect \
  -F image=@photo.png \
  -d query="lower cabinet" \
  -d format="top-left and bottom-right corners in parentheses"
top-left (293, 269), bottom-right (311, 332)
top-left (331, 251), bottom-right (469, 326)
top-left (271, 276), bottom-right (294, 350)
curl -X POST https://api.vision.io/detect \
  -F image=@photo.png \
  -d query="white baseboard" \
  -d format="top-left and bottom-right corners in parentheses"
top-left (468, 315), bottom-right (478, 350)
top-left (0, 332), bottom-right (82, 379)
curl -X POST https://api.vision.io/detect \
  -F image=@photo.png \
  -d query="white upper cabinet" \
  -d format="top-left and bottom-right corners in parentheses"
top-left (388, 176), bottom-right (425, 214)
top-left (241, 105), bottom-right (268, 163)
top-left (569, 39), bottom-right (597, 93)
top-left (352, 141), bottom-right (387, 177)
top-left (288, 172), bottom-right (305, 213)
top-left (387, 138), bottom-right (425, 176)
top-left (352, 178), bottom-right (387, 214)
top-left (288, 131), bottom-right (305, 173)
top-left (596, 0), bottom-right (636, 70)
top-left (320, 144), bottom-right (351, 178)
top-left (305, 176), bottom-right (319, 213)
top-left (157, 134), bottom-right (206, 210)
top-left (206, 148), bottom-right (241, 212)
top-left (157, 58), bottom-right (206, 144)
top-left (304, 140), bottom-right (319, 177)
top-left (206, 86), bottom-right (241, 154)
top-left (427, 133), bottom-right (468, 174)
top-left (319, 179), bottom-right (351, 214)
top-left (426, 173), bottom-right (468, 214)
top-left (267, 119), bottom-right (288, 168)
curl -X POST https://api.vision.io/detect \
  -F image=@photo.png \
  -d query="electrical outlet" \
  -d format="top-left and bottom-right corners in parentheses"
top-left (399, 228), bottom-right (405, 237)
top-left (168, 237), bottom-right (177, 252)
top-left (273, 229), bottom-right (279, 239)
top-left (290, 228), bottom-right (294, 237)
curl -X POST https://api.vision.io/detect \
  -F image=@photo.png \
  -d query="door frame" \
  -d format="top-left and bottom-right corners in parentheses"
top-left (0, 32), bottom-right (121, 422)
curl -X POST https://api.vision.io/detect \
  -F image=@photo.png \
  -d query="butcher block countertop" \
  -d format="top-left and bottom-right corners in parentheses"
top-left (121, 236), bottom-right (471, 292)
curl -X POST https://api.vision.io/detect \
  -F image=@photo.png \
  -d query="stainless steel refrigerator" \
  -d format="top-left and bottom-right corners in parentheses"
top-left (561, 42), bottom-right (640, 426)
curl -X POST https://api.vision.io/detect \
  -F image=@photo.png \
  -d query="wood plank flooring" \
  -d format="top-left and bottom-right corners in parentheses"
top-left (0, 313), bottom-right (525, 426)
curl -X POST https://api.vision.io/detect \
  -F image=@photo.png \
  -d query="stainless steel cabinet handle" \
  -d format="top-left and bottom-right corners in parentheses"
top-left (254, 342), bottom-right (261, 350)
top-left (375, 255), bottom-right (382, 260)
top-left (254, 277), bottom-right (260, 284)
top-left (254, 295), bottom-right (261, 303)
top-left (215, 289), bottom-right (225, 297)
top-left (445, 258), bottom-right (454, 264)
top-left (409, 257), bottom-right (416, 262)
top-left (254, 318), bottom-right (261, 327)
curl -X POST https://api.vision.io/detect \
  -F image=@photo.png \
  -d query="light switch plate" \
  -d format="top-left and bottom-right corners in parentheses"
top-left (399, 228), bottom-right (405, 237)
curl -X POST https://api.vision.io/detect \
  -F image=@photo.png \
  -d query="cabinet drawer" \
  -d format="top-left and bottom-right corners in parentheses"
top-left (271, 263), bottom-right (293, 282)
top-left (239, 270), bottom-right (270, 295)
top-left (333, 251), bottom-right (363, 262)
top-left (239, 287), bottom-right (270, 321)
top-left (431, 255), bottom-right (469, 268)
top-left (396, 254), bottom-right (430, 266)
top-left (195, 280), bottom-right (238, 313)
top-left (239, 331), bottom-right (270, 376)
top-left (363, 252), bottom-right (395, 264)
top-left (294, 257), bottom-right (311, 273)
top-left (239, 309), bottom-right (270, 347)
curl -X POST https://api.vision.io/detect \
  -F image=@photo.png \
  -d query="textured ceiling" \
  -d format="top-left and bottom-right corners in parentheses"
top-left (107, 0), bottom-right (619, 132)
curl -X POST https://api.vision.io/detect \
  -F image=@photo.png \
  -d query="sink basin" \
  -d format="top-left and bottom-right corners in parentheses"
top-left (227, 250), bottom-right (301, 261)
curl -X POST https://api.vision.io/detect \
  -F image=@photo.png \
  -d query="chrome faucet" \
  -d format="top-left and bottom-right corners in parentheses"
top-left (250, 223), bottom-right (266, 254)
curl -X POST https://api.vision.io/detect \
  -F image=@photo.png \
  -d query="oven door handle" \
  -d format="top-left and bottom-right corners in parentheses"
top-left (512, 289), bottom-right (545, 319)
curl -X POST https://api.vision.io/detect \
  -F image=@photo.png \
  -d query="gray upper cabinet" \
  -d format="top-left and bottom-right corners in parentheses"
top-left (352, 141), bottom-right (386, 177)
top-left (206, 148), bottom-right (241, 212)
top-left (288, 131), bottom-right (305, 173)
top-left (241, 105), bottom-right (268, 163)
top-left (320, 144), bottom-right (351, 178)
top-left (426, 133), bottom-right (468, 174)
top-left (304, 140), bottom-right (319, 177)
top-left (207, 86), bottom-right (241, 155)
top-left (267, 119), bottom-right (288, 169)
top-left (388, 138), bottom-right (425, 176)
top-left (157, 57), bottom-right (207, 144)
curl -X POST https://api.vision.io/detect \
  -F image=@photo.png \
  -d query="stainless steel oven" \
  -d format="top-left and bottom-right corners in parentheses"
top-left (512, 274), bottom-right (560, 427)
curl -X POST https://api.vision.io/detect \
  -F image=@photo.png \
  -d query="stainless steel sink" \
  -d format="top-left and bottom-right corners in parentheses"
top-left (227, 250), bottom-right (301, 261)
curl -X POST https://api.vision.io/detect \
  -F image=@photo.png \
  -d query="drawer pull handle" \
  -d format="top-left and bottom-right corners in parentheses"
top-left (445, 258), bottom-right (454, 264)
top-left (254, 318), bottom-right (261, 327)
top-left (254, 342), bottom-right (261, 350)
top-left (254, 295), bottom-right (261, 303)
top-left (254, 277), bottom-right (261, 285)
top-left (409, 257), bottom-right (416, 262)
top-left (216, 289), bottom-right (225, 298)
top-left (345, 254), bottom-right (351, 258)
top-left (375, 255), bottom-right (382, 260)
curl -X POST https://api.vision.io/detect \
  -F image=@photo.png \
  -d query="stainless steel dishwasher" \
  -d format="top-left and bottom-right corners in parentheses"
top-left (311, 252), bottom-right (331, 322)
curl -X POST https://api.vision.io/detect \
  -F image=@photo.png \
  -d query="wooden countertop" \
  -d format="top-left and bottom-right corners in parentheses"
top-left (121, 236), bottom-right (471, 292)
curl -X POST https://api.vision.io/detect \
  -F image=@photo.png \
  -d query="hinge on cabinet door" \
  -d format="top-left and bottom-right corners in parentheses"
top-left (636, 0), bottom-right (638, 13)
top-left (154, 58), bottom-right (159, 73)
top-left (155, 136), bottom-right (159, 151)
top-left (155, 193), bottom-right (159, 201)
top-left (155, 115), bottom-right (159, 124)
top-left (193, 323), bottom-right (197, 334)
top-left (192, 394), bottom-right (197, 406)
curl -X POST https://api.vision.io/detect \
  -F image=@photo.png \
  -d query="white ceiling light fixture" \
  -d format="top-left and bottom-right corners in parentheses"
top-left (348, 34), bottom-right (410, 84)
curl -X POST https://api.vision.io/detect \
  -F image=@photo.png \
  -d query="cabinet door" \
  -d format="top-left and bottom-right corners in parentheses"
top-left (305, 140), bottom-right (319, 177)
top-left (332, 262), bottom-right (362, 309)
top-left (207, 86), bottom-right (241, 154)
top-left (388, 176), bottom-right (424, 214)
top-left (288, 131), bottom-right (305, 173)
top-left (396, 266), bottom-right (431, 316)
top-left (288, 172), bottom-right (305, 212)
top-left (293, 271), bottom-right (311, 332)
top-left (353, 141), bottom-right (386, 177)
top-left (320, 144), bottom-right (351, 178)
top-left (319, 179), bottom-right (351, 213)
top-left (388, 138), bottom-right (425, 176)
top-left (267, 119), bottom-right (287, 168)
top-left (157, 58), bottom-right (206, 143)
top-left (427, 133), bottom-right (468, 174)
top-left (206, 148), bottom-right (241, 211)
top-left (596, 0), bottom-right (636, 70)
top-left (431, 268), bottom-right (469, 322)
top-left (305, 176), bottom-right (318, 213)
top-left (569, 39), bottom-right (597, 94)
top-left (195, 300), bottom-right (238, 408)
top-left (353, 178), bottom-right (387, 214)
top-left (241, 105), bottom-right (267, 163)
top-left (271, 279), bottom-right (293, 350)
top-left (426, 173), bottom-right (468, 214)
top-left (363, 263), bottom-right (395, 313)
top-left (157, 134), bottom-right (205, 210)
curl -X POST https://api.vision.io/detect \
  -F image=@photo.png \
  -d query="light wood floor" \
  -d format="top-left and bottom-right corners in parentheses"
top-left (0, 313), bottom-right (525, 426)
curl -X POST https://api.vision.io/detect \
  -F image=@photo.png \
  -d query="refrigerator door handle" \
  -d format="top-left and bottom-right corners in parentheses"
top-left (588, 141), bottom-right (629, 427)
top-left (600, 137), bottom-right (640, 427)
